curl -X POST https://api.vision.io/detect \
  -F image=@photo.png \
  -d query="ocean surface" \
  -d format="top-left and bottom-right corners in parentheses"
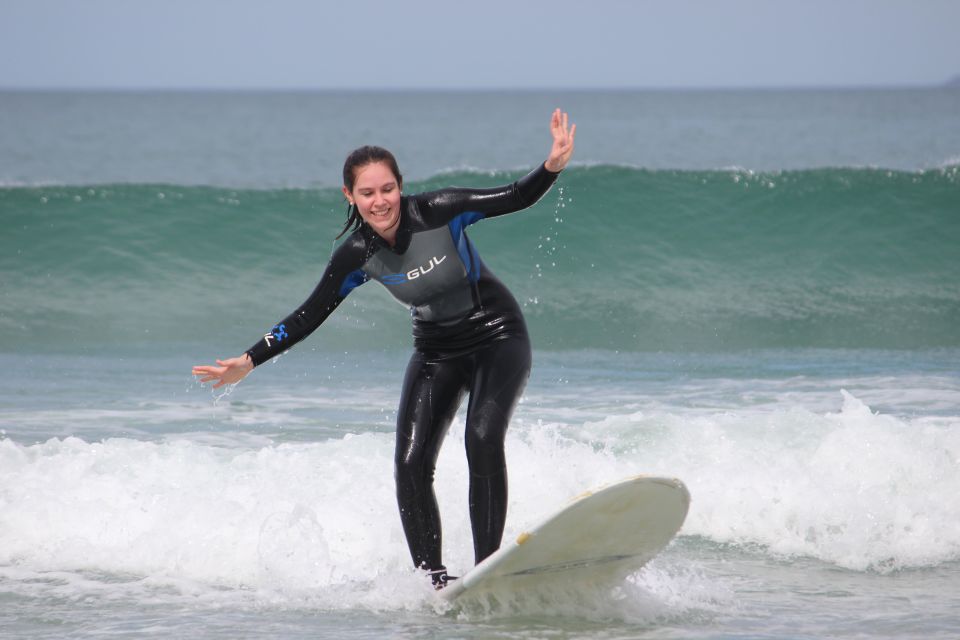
top-left (1, 89), bottom-right (959, 638)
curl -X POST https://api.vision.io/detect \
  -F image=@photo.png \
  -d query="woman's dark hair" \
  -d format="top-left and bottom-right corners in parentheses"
top-left (337, 145), bottom-right (403, 238)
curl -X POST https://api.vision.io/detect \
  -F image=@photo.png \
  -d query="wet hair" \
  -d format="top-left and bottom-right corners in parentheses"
top-left (337, 145), bottom-right (403, 238)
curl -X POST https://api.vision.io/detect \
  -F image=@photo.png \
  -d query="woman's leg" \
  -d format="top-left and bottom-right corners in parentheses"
top-left (394, 351), bottom-right (469, 575)
top-left (463, 335), bottom-right (532, 565)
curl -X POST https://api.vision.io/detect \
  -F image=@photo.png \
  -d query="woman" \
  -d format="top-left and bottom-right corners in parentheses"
top-left (193, 109), bottom-right (576, 588)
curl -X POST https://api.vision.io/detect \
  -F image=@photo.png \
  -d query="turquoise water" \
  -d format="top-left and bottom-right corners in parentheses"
top-left (2, 89), bottom-right (960, 638)
top-left (3, 166), bottom-right (958, 352)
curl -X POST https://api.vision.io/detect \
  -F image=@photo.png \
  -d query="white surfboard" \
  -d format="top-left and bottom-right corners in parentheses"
top-left (438, 475), bottom-right (690, 601)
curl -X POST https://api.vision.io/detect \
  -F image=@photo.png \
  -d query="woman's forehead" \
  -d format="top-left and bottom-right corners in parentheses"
top-left (353, 162), bottom-right (398, 187)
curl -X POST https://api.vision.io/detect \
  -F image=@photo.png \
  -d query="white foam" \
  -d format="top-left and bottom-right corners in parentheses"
top-left (0, 435), bottom-right (405, 592)
top-left (938, 156), bottom-right (960, 169)
top-left (1, 389), bottom-right (958, 614)
top-left (632, 390), bottom-right (960, 572)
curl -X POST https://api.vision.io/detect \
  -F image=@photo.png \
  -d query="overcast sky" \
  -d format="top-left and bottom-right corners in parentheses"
top-left (2, 0), bottom-right (959, 90)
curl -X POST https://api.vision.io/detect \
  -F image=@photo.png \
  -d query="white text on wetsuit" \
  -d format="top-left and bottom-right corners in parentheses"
top-left (407, 255), bottom-right (446, 280)
top-left (383, 255), bottom-right (448, 285)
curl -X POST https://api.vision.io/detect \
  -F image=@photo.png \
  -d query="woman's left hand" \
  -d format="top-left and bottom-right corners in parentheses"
top-left (544, 108), bottom-right (576, 173)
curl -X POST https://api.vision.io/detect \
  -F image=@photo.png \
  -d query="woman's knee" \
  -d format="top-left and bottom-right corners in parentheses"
top-left (464, 418), bottom-right (507, 476)
top-left (394, 444), bottom-right (434, 486)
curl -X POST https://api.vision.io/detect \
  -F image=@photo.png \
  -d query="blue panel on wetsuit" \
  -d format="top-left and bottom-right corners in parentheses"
top-left (339, 269), bottom-right (369, 298)
top-left (448, 211), bottom-right (484, 283)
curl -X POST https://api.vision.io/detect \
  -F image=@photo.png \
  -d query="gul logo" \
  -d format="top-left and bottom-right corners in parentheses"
top-left (382, 255), bottom-right (447, 285)
top-left (263, 323), bottom-right (288, 347)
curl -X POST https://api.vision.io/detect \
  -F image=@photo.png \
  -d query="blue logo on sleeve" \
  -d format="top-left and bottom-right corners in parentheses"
top-left (264, 323), bottom-right (288, 347)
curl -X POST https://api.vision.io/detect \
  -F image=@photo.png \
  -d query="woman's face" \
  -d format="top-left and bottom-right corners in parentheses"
top-left (343, 161), bottom-right (402, 242)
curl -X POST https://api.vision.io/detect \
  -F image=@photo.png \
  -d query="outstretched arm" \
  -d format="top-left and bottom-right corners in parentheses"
top-left (418, 109), bottom-right (577, 223)
top-left (191, 236), bottom-right (370, 387)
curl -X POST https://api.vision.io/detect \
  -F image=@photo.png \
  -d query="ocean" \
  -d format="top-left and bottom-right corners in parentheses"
top-left (1, 88), bottom-right (959, 638)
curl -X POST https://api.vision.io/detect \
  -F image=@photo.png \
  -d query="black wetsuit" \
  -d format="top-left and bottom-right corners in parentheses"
top-left (246, 163), bottom-right (559, 579)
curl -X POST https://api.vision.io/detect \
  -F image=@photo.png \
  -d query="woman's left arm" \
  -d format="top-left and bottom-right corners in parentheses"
top-left (418, 109), bottom-right (576, 222)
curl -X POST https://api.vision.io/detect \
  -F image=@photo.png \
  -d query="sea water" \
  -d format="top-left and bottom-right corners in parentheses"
top-left (1, 89), bottom-right (959, 638)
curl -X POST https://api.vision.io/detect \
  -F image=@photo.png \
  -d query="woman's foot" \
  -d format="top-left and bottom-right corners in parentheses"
top-left (428, 568), bottom-right (458, 590)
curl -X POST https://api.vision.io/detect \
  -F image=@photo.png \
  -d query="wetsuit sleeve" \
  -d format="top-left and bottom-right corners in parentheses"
top-left (416, 162), bottom-right (560, 225)
top-left (244, 235), bottom-right (370, 367)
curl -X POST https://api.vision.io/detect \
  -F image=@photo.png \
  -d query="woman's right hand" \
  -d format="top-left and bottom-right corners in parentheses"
top-left (192, 354), bottom-right (254, 388)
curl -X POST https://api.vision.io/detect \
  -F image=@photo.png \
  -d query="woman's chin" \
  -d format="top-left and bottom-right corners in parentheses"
top-left (371, 215), bottom-right (399, 234)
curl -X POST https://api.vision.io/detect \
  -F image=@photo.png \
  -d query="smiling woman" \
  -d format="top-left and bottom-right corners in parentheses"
top-left (193, 108), bottom-right (576, 588)
top-left (339, 145), bottom-right (404, 244)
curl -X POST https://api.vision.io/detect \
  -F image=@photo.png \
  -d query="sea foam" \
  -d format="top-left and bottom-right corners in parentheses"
top-left (2, 389), bottom-right (957, 614)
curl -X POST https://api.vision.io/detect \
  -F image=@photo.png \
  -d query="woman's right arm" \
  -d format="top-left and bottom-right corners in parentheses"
top-left (192, 235), bottom-right (370, 387)
top-left (242, 262), bottom-right (357, 366)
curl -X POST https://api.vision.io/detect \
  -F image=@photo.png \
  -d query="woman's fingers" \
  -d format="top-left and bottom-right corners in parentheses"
top-left (551, 108), bottom-right (565, 138)
top-left (562, 123), bottom-right (576, 153)
top-left (545, 108), bottom-right (575, 172)
top-left (551, 109), bottom-right (574, 148)
top-left (192, 365), bottom-right (221, 375)
top-left (192, 364), bottom-right (225, 383)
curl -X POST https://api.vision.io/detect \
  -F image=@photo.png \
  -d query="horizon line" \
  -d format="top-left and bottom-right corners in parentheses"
top-left (1, 81), bottom-right (955, 93)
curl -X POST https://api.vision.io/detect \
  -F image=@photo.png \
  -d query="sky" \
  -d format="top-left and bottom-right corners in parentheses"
top-left (2, 0), bottom-right (959, 90)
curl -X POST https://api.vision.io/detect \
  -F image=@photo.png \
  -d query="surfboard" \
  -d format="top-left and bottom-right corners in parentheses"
top-left (438, 475), bottom-right (690, 602)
